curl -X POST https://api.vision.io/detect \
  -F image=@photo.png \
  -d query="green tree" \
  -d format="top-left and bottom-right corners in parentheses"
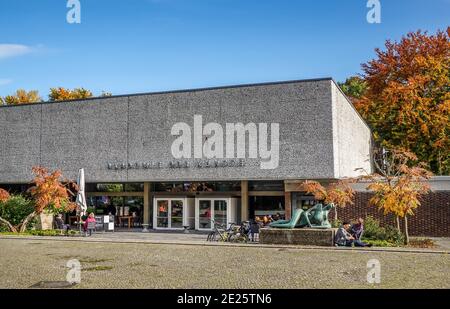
top-left (338, 76), bottom-right (368, 101)
top-left (0, 195), bottom-right (35, 232)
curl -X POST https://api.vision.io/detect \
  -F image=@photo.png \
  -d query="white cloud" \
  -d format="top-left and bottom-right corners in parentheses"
top-left (0, 44), bottom-right (33, 59)
top-left (0, 78), bottom-right (12, 86)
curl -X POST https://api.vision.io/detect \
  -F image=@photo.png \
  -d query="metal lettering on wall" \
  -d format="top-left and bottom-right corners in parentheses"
top-left (107, 159), bottom-right (245, 170)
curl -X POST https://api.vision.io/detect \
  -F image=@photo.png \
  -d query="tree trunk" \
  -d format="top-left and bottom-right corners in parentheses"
top-left (396, 216), bottom-right (400, 232)
top-left (18, 211), bottom-right (37, 233)
top-left (0, 216), bottom-right (18, 233)
top-left (403, 216), bottom-right (409, 245)
top-left (334, 207), bottom-right (338, 222)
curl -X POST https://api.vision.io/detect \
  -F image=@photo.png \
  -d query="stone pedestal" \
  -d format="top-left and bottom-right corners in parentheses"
top-left (36, 212), bottom-right (54, 230)
top-left (260, 228), bottom-right (337, 247)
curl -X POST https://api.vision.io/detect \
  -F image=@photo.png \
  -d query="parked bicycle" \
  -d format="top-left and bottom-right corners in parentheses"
top-left (206, 220), bottom-right (251, 243)
top-left (227, 221), bottom-right (251, 243)
top-left (206, 220), bottom-right (231, 242)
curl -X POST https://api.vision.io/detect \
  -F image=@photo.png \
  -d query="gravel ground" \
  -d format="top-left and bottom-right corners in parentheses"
top-left (0, 238), bottom-right (448, 289)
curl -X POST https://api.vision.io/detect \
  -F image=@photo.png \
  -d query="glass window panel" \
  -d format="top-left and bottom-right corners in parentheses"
top-left (248, 181), bottom-right (284, 191)
top-left (125, 197), bottom-right (143, 226)
top-left (153, 182), bottom-right (241, 192)
top-left (96, 184), bottom-right (123, 192)
top-left (124, 183), bottom-right (144, 192)
top-left (214, 200), bottom-right (227, 227)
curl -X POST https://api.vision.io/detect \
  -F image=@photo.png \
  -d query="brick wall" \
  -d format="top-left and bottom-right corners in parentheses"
top-left (330, 192), bottom-right (450, 237)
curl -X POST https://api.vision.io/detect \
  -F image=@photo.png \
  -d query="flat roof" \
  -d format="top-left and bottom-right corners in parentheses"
top-left (0, 77), bottom-right (333, 108)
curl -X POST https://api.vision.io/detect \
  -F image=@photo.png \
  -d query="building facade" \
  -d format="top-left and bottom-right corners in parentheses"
top-left (1, 78), bottom-right (375, 231)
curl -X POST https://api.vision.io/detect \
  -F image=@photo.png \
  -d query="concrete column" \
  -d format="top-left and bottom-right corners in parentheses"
top-left (143, 182), bottom-right (150, 232)
top-left (284, 191), bottom-right (292, 220)
top-left (241, 180), bottom-right (249, 221)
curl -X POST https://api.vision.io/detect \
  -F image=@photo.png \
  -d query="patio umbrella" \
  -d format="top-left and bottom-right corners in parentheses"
top-left (76, 168), bottom-right (87, 217)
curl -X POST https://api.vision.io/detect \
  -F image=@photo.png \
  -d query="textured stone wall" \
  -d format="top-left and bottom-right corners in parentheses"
top-left (260, 228), bottom-right (336, 246)
top-left (0, 104), bottom-right (41, 183)
top-left (0, 79), bottom-right (371, 183)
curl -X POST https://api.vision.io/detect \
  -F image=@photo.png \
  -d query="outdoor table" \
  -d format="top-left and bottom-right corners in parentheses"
top-left (118, 216), bottom-right (133, 229)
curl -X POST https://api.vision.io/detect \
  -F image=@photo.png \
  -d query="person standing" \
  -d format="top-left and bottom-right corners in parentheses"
top-left (84, 213), bottom-right (96, 237)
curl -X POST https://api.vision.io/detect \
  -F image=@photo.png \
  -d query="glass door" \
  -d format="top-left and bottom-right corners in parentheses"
top-left (196, 198), bottom-right (231, 230)
top-left (156, 200), bottom-right (169, 228)
top-left (198, 200), bottom-right (212, 229)
top-left (171, 200), bottom-right (184, 228)
top-left (154, 198), bottom-right (185, 229)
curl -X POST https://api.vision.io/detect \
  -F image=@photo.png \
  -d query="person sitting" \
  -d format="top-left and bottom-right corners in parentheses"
top-left (54, 214), bottom-right (70, 235)
top-left (335, 221), bottom-right (372, 247)
top-left (276, 212), bottom-right (284, 221)
top-left (351, 218), bottom-right (365, 240)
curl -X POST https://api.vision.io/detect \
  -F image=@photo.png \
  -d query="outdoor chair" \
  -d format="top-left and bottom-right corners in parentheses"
top-left (54, 218), bottom-right (70, 236)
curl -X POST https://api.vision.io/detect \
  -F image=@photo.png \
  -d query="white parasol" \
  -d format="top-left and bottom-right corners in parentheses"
top-left (76, 168), bottom-right (87, 217)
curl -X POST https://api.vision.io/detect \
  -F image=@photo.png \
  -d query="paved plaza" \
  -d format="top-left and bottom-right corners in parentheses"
top-left (0, 236), bottom-right (449, 289)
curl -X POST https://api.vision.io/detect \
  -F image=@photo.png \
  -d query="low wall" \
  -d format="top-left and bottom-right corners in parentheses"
top-left (260, 228), bottom-right (336, 247)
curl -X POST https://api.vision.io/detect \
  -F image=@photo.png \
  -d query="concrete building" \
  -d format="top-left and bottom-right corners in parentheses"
top-left (0, 78), bottom-right (374, 231)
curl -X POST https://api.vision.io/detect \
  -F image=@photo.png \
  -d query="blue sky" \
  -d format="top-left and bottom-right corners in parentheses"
top-left (0, 0), bottom-right (448, 98)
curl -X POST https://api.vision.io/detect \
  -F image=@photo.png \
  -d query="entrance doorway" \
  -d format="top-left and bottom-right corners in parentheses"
top-left (195, 197), bottom-right (237, 230)
top-left (153, 197), bottom-right (194, 230)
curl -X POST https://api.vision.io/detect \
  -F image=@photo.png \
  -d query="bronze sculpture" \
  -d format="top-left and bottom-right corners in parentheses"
top-left (269, 203), bottom-right (334, 229)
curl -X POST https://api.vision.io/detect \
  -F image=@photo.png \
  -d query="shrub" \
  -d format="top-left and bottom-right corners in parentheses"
top-left (363, 239), bottom-right (398, 247)
top-left (0, 195), bottom-right (36, 232)
top-left (384, 225), bottom-right (405, 246)
top-left (362, 216), bottom-right (405, 246)
top-left (37, 229), bottom-right (79, 236)
top-left (0, 229), bottom-right (80, 236)
top-left (362, 216), bottom-right (385, 240)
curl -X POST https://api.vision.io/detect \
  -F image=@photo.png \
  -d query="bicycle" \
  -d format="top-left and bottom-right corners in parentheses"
top-left (227, 221), bottom-right (251, 243)
top-left (207, 220), bottom-right (230, 242)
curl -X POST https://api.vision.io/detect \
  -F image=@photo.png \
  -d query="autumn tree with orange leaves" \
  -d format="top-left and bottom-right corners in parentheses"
top-left (300, 180), bottom-right (355, 222)
top-left (341, 28), bottom-right (449, 175)
top-left (0, 89), bottom-right (42, 105)
top-left (0, 167), bottom-right (77, 233)
top-left (0, 188), bottom-right (10, 203)
top-left (48, 87), bottom-right (93, 101)
top-left (357, 148), bottom-right (433, 244)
